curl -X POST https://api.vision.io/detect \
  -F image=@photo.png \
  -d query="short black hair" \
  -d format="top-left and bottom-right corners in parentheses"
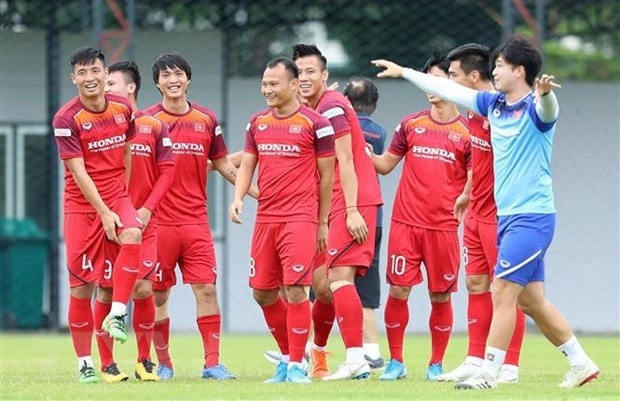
top-left (446, 43), bottom-right (492, 81)
top-left (152, 53), bottom-right (192, 85)
top-left (492, 34), bottom-right (541, 87)
top-left (343, 77), bottom-right (379, 115)
top-left (291, 44), bottom-right (327, 71)
top-left (266, 56), bottom-right (299, 79)
top-left (421, 50), bottom-right (449, 76)
top-left (70, 47), bottom-right (105, 69)
top-left (108, 60), bottom-right (141, 99)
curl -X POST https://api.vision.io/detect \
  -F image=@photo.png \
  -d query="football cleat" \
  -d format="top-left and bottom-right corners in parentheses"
top-left (101, 362), bottom-right (129, 383)
top-left (135, 359), bottom-right (160, 381)
top-left (78, 361), bottom-right (99, 384)
top-left (558, 359), bottom-right (599, 389)
top-left (102, 314), bottom-right (128, 344)
top-left (379, 359), bottom-right (407, 381)
top-left (202, 363), bottom-right (236, 380)
top-left (322, 361), bottom-right (371, 381)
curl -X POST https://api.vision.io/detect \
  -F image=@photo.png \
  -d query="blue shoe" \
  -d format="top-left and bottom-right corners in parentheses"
top-left (157, 364), bottom-right (174, 380)
top-left (379, 359), bottom-right (407, 381)
top-left (264, 361), bottom-right (288, 383)
top-left (286, 364), bottom-right (311, 384)
top-left (202, 363), bottom-right (236, 380)
top-left (426, 362), bottom-right (444, 380)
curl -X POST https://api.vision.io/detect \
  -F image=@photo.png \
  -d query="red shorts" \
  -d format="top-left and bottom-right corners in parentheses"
top-left (111, 196), bottom-right (144, 233)
top-left (64, 213), bottom-right (106, 288)
top-left (99, 222), bottom-right (159, 288)
top-left (63, 197), bottom-right (141, 288)
top-left (463, 214), bottom-right (498, 276)
top-left (152, 223), bottom-right (217, 291)
top-left (386, 221), bottom-right (460, 292)
top-left (322, 205), bottom-right (378, 277)
top-left (249, 221), bottom-right (317, 290)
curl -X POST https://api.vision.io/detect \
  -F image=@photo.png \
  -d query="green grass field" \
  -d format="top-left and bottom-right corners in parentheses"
top-left (1, 332), bottom-right (618, 400)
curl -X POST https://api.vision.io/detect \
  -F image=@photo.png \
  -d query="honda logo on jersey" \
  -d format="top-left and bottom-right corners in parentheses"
top-left (412, 146), bottom-right (456, 161)
top-left (88, 134), bottom-right (126, 150)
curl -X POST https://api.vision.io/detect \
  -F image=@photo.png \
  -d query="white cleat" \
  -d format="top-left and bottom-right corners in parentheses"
top-left (436, 360), bottom-right (481, 382)
top-left (263, 350), bottom-right (283, 365)
top-left (498, 364), bottom-right (519, 384)
top-left (558, 359), bottom-right (600, 389)
top-left (322, 361), bottom-right (371, 381)
top-left (454, 371), bottom-right (497, 390)
top-left (263, 349), bottom-right (309, 370)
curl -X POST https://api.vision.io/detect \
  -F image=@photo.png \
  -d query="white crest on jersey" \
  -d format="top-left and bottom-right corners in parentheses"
top-left (322, 106), bottom-right (345, 120)
top-left (54, 128), bottom-right (71, 137)
top-left (316, 126), bottom-right (334, 138)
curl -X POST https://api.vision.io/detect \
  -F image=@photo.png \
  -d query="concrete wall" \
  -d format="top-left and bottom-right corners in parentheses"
top-left (1, 31), bottom-right (618, 333)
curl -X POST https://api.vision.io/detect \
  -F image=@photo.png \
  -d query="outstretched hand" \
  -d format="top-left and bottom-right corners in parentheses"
top-left (534, 74), bottom-right (561, 100)
top-left (371, 59), bottom-right (405, 78)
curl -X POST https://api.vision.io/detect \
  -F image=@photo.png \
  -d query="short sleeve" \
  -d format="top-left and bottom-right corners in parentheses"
top-left (53, 115), bottom-right (83, 159)
top-left (388, 121), bottom-right (409, 156)
top-left (314, 117), bottom-right (335, 157)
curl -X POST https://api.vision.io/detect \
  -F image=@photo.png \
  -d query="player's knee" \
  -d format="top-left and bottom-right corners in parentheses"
top-left (132, 279), bottom-right (153, 300)
top-left (466, 274), bottom-right (491, 293)
top-left (153, 290), bottom-right (169, 307)
top-left (429, 291), bottom-right (451, 303)
top-left (313, 283), bottom-right (332, 303)
top-left (252, 288), bottom-right (282, 307)
top-left (70, 282), bottom-right (95, 299)
top-left (96, 287), bottom-right (113, 303)
top-left (388, 285), bottom-right (411, 300)
top-left (192, 283), bottom-right (217, 303)
top-left (329, 279), bottom-right (354, 293)
top-left (284, 286), bottom-right (308, 304)
top-left (119, 227), bottom-right (142, 244)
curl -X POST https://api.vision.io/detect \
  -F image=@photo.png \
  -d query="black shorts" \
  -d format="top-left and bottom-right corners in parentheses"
top-left (354, 227), bottom-right (382, 309)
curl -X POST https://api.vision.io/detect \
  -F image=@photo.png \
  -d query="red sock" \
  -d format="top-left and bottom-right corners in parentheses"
top-left (332, 284), bottom-right (363, 349)
top-left (429, 300), bottom-right (453, 365)
top-left (112, 244), bottom-right (141, 305)
top-left (384, 296), bottom-right (409, 362)
top-left (153, 318), bottom-right (172, 367)
top-left (68, 295), bottom-right (94, 358)
top-left (197, 314), bottom-right (221, 367)
top-left (505, 306), bottom-right (526, 366)
top-left (467, 292), bottom-right (493, 358)
top-left (287, 300), bottom-right (311, 363)
top-left (93, 299), bottom-right (114, 368)
top-left (311, 299), bottom-right (335, 347)
top-left (260, 297), bottom-right (289, 355)
top-left (132, 295), bottom-right (155, 362)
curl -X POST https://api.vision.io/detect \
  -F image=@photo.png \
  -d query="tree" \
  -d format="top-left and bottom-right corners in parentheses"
top-left (2, 0), bottom-right (617, 80)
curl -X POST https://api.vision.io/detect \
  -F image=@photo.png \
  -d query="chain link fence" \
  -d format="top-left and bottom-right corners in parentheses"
top-left (0, 0), bottom-right (618, 331)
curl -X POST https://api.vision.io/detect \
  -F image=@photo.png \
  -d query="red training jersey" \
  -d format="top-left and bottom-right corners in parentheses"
top-left (245, 105), bottom-right (335, 223)
top-left (315, 90), bottom-right (383, 211)
top-left (144, 102), bottom-right (228, 225)
top-left (53, 94), bottom-right (135, 213)
top-left (129, 112), bottom-right (175, 215)
top-left (466, 111), bottom-right (496, 223)
top-left (389, 109), bottom-right (471, 231)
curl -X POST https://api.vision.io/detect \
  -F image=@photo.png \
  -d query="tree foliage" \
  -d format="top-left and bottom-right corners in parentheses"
top-left (1, 0), bottom-right (618, 80)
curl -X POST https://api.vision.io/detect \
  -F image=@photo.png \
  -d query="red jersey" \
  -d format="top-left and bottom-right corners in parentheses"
top-left (144, 102), bottom-right (228, 225)
top-left (245, 106), bottom-right (335, 223)
top-left (53, 94), bottom-right (135, 213)
top-left (315, 90), bottom-right (382, 210)
top-left (129, 112), bottom-right (175, 214)
top-left (389, 110), bottom-right (471, 231)
top-left (467, 111), bottom-right (497, 223)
